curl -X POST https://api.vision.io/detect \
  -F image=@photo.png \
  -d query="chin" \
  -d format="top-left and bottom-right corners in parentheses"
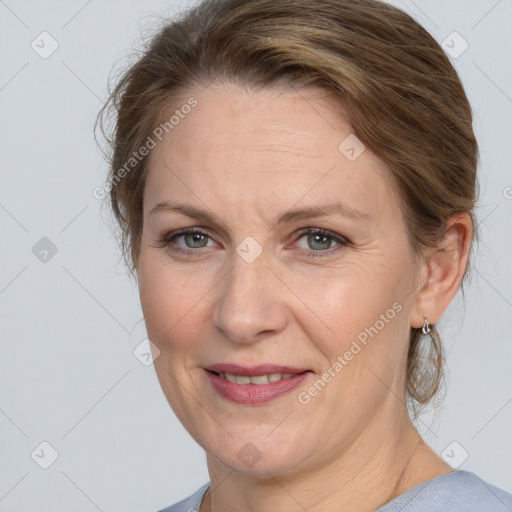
top-left (203, 429), bottom-right (312, 477)
top-left (212, 451), bottom-right (306, 477)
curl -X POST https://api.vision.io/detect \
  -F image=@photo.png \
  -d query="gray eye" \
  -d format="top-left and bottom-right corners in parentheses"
top-left (309, 233), bottom-right (332, 250)
top-left (181, 233), bottom-right (209, 248)
top-left (298, 232), bottom-right (338, 251)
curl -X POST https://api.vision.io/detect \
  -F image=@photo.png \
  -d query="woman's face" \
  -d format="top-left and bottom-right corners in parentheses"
top-left (138, 83), bottom-right (425, 475)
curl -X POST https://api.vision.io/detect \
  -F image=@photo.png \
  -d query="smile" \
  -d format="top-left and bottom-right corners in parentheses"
top-left (217, 372), bottom-right (294, 384)
top-left (204, 366), bottom-right (312, 404)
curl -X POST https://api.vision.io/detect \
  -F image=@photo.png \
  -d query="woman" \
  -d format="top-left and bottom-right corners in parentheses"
top-left (97, 0), bottom-right (512, 510)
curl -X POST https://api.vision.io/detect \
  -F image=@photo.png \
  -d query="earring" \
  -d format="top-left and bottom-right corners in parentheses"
top-left (422, 317), bottom-right (431, 334)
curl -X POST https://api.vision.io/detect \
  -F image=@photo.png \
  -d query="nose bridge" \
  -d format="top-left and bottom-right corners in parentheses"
top-left (211, 248), bottom-right (287, 343)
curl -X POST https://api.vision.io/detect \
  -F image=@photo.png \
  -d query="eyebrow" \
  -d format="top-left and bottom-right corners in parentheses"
top-left (148, 201), bottom-right (371, 227)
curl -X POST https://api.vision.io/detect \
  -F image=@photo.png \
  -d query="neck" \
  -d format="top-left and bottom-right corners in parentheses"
top-left (201, 408), bottom-right (452, 512)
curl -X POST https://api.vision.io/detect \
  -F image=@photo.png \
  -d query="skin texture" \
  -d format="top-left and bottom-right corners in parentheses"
top-left (138, 83), bottom-right (471, 511)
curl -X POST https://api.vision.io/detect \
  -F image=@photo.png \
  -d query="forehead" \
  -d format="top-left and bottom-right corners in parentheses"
top-left (144, 83), bottom-right (398, 223)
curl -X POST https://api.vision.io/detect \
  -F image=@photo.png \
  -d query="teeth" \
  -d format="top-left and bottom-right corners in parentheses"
top-left (221, 372), bottom-right (297, 384)
top-left (249, 374), bottom-right (269, 385)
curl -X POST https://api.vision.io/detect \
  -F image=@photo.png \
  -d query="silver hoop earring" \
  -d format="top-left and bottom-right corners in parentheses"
top-left (422, 317), bottom-right (431, 334)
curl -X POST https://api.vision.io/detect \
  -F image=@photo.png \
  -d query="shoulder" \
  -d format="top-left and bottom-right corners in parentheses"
top-left (378, 470), bottom-right (512, 511)
top-left (157, 483), bottom-right (209, 512)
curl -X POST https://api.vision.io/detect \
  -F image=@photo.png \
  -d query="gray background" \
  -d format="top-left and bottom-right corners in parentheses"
top-left (0, 0), bottom-right (511, 510)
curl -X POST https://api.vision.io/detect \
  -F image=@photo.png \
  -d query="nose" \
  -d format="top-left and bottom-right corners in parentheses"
top-left (211, 250), bottom-right (288, 344)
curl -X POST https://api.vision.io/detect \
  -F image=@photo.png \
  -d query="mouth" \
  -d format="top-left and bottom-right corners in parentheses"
top-left (211, 371), bottom-right (298, 384)
top-left (204, 364), bottom-right (313, 404)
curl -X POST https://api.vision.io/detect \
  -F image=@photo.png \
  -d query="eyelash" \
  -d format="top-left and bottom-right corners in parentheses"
top-left (155, 227), bottom-right (350, 258)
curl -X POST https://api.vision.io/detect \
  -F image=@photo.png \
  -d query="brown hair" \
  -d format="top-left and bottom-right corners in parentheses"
top-left (96, 0), bottom-right (479, 419)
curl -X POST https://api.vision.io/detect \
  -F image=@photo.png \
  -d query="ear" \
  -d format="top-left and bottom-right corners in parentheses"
top-left (409, 213), bottom-right (473, 329)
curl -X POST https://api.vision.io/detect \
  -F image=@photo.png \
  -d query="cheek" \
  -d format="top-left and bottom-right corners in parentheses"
top-left (138, 253), bottom-right (214, 354)
top-left (297, 273), bottom-right (409, 428)
top-left (138, 255), bottom-right (183, 343)
top-left (293, 258), bottom-right (411, 372)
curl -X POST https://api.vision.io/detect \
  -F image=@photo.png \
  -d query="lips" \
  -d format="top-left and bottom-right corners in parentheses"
top-left (204, 363), bottom-right (312, 404)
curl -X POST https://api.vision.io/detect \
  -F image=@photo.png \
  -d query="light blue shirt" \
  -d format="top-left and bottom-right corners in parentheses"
top-left (158, 470), bottom-right (512, 511)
